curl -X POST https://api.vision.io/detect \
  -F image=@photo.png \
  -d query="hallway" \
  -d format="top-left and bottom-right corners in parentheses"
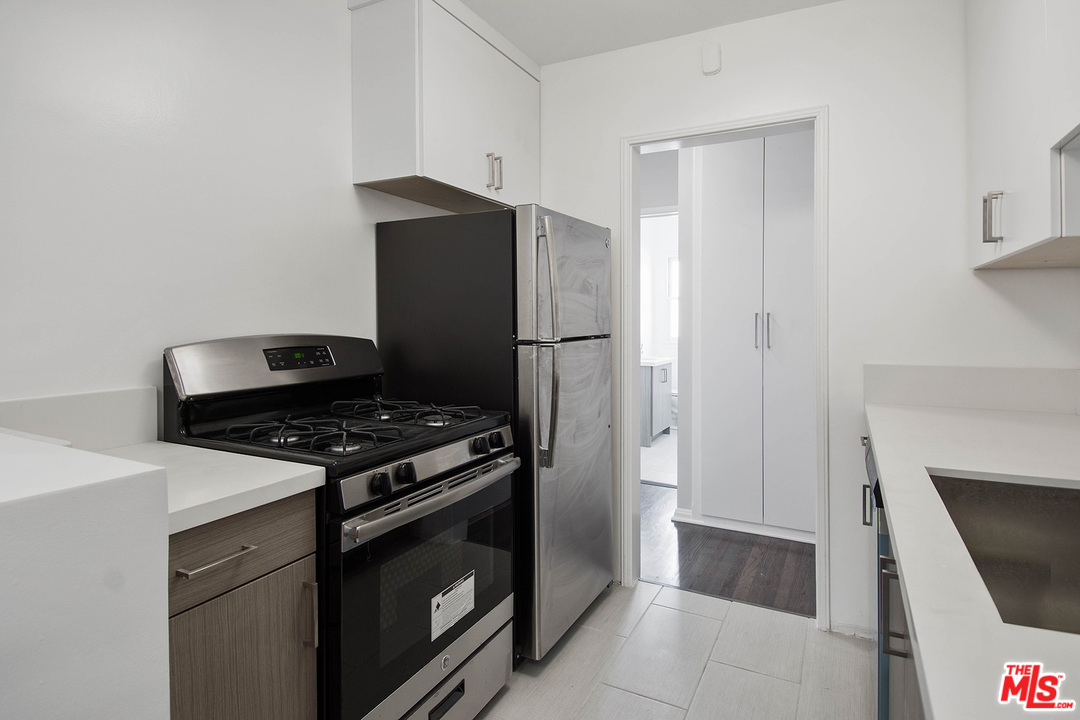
top-left (640, 431), bottom-right (815, 617)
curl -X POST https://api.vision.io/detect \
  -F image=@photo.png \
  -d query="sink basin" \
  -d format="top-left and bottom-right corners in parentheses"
top-left (931, 474), bottom-right (1080, 635)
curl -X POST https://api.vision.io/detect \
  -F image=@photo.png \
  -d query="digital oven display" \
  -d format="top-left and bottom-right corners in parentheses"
top-left (263, 345), bottom-right (334, 371)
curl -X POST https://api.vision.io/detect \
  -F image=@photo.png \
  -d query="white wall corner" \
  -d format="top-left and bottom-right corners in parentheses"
top-left (1075, 369), bottom-right (1080, 415)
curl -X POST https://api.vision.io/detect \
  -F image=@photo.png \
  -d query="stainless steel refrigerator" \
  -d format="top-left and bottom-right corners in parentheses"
top-left (376, 204), bottom-right (613, 662)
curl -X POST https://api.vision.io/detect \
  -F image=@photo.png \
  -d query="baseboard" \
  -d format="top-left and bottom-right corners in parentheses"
top-left (827, 622), bottom-right (875, 641)
top-left (671, 509), bottom-right (815, 545)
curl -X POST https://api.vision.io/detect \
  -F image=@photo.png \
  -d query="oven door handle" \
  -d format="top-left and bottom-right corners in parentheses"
top-left (343, 457), bottom-right (519, 548)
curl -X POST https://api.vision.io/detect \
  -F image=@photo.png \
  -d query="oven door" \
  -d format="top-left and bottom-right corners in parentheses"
top-left (332, 456), bottom-right (517, 720)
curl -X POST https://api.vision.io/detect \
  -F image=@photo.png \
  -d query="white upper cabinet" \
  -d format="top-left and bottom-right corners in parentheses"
top-left (1046, 0), bottom-right (1080, 145)
top-left (968, 0), bottom-right (1080, 269)
top-left (966, 0), bottom-right (1052, 268)
top-left (350, 0), bottom-right (539, 212)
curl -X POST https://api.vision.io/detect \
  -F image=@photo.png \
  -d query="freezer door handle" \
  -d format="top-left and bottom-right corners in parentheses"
top-left (538, 344), bottom-right (560, 468)
top-left (537, 216), bottom-right (560, 341)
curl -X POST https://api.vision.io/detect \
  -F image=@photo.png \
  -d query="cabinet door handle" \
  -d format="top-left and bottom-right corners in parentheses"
top-left (494, 155), bottom-right (504, 190)
top-left (766, 312), bottom-right (772, 349)
top-left (862, 484), bottom-right (873, 526)
top-left (175, 544), bottom-right (258, 579)
top-left (304, 581), bottom-right (319, 648)
top-left (754, 312), bottom-right (760, 349)
top-left (983, 191), bottom-right (1003, 243)
top-left (879, 555), bottom-right (909, 658)
top-left (486, 153), bottom-right (497, 189)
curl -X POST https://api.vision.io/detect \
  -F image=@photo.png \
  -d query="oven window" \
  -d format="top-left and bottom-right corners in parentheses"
top-left (339, 476), bottom-right (512, 719)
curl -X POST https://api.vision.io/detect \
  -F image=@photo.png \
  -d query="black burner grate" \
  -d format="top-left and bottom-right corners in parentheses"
top-left (224, 416), bottom-right (404, 456)
top-left (331, 400), bottom-right (482, 427)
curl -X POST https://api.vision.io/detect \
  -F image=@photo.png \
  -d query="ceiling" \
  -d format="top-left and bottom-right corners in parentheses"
top-left (457, 0), bottom-right (843, 66)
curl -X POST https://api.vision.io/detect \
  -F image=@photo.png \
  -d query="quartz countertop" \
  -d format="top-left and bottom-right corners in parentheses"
top-left (101, 441), bottom-right (324, 534)
top-left (865, 403), bottom-right (1080, 719)
top-left (0, 432), bottom-right (170, 719)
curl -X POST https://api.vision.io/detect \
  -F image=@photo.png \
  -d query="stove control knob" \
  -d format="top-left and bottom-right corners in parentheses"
top-left (472, 436), bottom-right (492, 455)
top-left (396, 461), bottom-right (418, 485)
top-left (487, 431), bottom-right (506, 449)
top-left (370, 472), bottom-right (393, 497)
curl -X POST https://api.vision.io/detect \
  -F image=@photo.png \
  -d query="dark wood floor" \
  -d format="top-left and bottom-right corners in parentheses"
top-left (640, 482), bottom-right (816, 617)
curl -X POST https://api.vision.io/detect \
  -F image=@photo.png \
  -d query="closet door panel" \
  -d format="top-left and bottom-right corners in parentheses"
top-left (762, 129), bottom-right (816, 533)
top-left (699, 138), bottom-right (765, 524)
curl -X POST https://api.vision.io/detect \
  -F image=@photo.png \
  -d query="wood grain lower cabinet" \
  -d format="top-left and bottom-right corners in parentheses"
top-left (168, 491), bottom-right (317, 720)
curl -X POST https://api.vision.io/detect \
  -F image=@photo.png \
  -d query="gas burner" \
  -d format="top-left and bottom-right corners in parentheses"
top-left (224, 417), bottom-right (404, 456)
top-left (330, 399), bottom-right (423, 422)
top-left (408, 405), bottom-right (481, 427)
top-left (396, 404), bottom-right (483, 427)
top-left (330, 399), bottom-right (484, 427)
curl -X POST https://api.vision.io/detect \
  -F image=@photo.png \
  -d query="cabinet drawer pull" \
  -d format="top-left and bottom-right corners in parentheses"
top-left (175, 544), bottom-right (258, 579)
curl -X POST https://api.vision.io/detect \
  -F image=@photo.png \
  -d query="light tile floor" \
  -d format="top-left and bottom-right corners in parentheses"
top-left (478, 582), bottom-right (874, 720)
top-left (640, 428), bottom-right (678, 487)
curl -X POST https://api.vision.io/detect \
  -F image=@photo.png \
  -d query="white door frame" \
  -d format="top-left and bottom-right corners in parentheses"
top-left (617, 106), bottom-right (831, 629)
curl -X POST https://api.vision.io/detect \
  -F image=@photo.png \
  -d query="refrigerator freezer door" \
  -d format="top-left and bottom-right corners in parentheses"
top-left (517, 338), bottom-right (613, 660)
top-left (516, 205), bottom-right (611, 342)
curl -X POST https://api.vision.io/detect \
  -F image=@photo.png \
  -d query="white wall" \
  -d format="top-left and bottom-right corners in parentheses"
top-left (0, 0), bottom-right (440, 402)
top-left (539, 0), bottom-right (1080, 634)
top-left (640, 213), bottom-right (679, 392)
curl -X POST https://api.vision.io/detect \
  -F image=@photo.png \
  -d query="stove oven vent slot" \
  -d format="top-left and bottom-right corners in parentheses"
top-left (448, 468), bottom-right (481, 490)
top-left (407, 485), bottom-right (447, 507)
top-left (381, 502), bottom-right (404, 517)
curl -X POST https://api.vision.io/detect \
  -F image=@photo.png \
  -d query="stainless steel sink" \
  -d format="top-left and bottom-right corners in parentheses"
top-left (931, 475), bottom-right (1080, 635)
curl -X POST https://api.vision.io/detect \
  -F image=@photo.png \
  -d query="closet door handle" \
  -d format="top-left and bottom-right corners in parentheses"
top-left (754, 312), bottom-right (760, 349)
top-left (766, 312), bottom-right (772, 348)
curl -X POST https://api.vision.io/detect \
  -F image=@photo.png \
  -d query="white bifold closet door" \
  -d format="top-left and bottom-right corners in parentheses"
top-left (699, 128), bottom-right (815, 534)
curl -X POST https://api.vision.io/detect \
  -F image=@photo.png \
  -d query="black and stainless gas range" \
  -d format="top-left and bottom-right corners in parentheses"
top-left (163, 334), bottom-right (518, 720)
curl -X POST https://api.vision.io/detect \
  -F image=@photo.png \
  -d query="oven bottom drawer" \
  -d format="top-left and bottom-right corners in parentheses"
top-left (404, 622), bottom-right (512, 720)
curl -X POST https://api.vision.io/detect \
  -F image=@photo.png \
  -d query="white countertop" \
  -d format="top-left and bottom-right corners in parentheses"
top-left (0, 433), bottom-right (170, 720)
top-left (101, 441), bottom-right (324, 534)
top-left (865, 403), bottom-right (1080, 719)
top-left (640, 357), bottom-right (674, 367)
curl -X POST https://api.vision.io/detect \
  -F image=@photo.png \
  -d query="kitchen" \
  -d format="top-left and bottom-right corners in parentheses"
top-left (2, 0), bottom-right (1080, 718)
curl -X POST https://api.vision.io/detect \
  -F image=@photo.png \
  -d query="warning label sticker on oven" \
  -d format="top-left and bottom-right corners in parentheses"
top-left (431, 570), bottom-right (475, 642)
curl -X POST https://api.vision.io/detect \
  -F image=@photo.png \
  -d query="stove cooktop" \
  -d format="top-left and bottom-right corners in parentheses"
top-left (162, 336), bottom-right (513, 493)
top-left (181, 400), bottom-right (509, 480)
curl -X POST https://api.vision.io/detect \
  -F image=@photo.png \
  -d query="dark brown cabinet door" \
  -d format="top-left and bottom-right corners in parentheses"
top-left (169, 555), bottom-right (317, 720)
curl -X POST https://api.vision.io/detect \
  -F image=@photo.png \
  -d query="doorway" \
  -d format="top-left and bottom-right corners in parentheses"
top-left (623, 109), bottom-right (829, 625)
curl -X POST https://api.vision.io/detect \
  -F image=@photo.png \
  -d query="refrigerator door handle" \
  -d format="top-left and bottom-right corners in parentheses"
top-left (538, 344), bottom-right (560, 468)
top-left (538, 215), bottom-right (560, 341)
